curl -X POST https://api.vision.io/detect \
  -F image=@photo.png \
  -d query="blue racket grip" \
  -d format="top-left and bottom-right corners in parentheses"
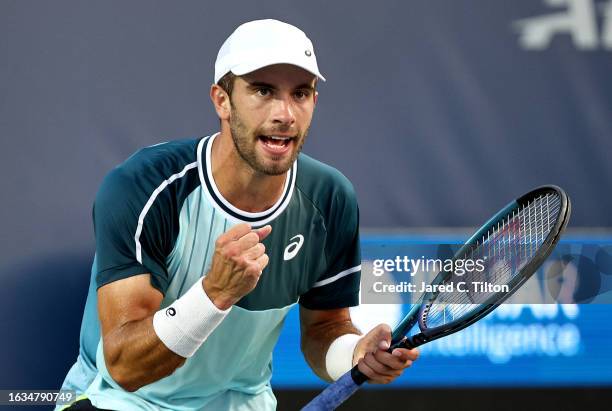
top-left (301, 370), bottom-right (359, 411)
top-left (301, 337), bottom-right (418, 410)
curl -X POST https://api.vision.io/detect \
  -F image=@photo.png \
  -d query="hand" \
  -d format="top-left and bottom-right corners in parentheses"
top-left (353, 324), bottom-right (419, 384)
top-left (203, 223), bottom-right (272, 310)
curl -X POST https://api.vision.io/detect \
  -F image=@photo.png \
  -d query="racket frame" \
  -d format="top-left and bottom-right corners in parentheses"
top-left (397, 185), bottom-right (571, 349)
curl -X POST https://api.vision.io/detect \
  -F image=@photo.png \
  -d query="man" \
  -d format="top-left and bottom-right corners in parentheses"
top-left (58, 19), bottom-right (418, 410)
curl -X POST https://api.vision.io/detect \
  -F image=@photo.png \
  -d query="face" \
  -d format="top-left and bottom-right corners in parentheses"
top-left (227, 64), bottom-right (317, 176)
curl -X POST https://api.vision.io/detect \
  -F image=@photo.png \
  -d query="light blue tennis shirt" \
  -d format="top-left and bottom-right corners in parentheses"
top-left (58, 134), bottom-right (361, 410)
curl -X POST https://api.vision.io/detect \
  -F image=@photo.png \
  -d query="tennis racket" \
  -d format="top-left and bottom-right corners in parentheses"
top-left (302, 185), bottom-right (571, 411)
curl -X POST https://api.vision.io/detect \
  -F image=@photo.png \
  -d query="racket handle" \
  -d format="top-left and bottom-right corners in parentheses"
top-left (391, 335), bottom-right (418, 350)
top-left (301, 335), bottom-right (423, 410)
top-left (350, 364), bottom-right (368, 385)
top-left (350, 335), bottom-right (419, 385)
top-left (301, 370), bottom-right (360, 410)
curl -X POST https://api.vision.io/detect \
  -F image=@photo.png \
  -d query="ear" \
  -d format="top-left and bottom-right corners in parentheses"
top-left (313, 90), bottom-right (318, 106)
top-left (210, 84), bottom-right (231, 121)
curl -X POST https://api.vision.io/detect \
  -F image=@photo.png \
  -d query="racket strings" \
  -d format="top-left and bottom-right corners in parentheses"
top-left (423, 193), bottom-right (561, 328)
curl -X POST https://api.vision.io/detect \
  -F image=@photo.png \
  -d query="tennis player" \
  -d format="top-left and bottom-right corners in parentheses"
top-left (58, 19), bottom-right (418, 410)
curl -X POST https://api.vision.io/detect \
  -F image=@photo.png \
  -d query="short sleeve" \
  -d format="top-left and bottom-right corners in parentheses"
top-left (299, 182), bottom-right (361, 310)
top-left (93, 168), bottom-right (171, 294)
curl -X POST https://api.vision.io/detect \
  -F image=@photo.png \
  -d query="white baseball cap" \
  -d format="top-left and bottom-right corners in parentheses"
top-left (214, 19), bottom-right (326, 84)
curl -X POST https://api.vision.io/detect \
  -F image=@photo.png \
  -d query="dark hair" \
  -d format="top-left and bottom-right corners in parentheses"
top-left (217, 72), bottom-right (237, 98)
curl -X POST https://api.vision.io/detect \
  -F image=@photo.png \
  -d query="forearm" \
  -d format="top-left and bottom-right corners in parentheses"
top-left (101, 278), bottom-right (229, 391)
top-left (103, 316), bottom-right (185, 392)
top-left (300, 312), bottom-right (361, 381)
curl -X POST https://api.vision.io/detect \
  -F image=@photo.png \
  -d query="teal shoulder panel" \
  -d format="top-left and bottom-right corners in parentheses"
top-left (94, 138), bottom-right (201, 294)
top-left (294, 153), bottom-right (358, 209)
top-left (294, 154), bottom-right (361, 309)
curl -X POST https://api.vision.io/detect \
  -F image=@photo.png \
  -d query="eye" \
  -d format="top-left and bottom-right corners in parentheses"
top-left (256, 87), bottom-right (271, 97)
top-left (294, 90), bottom-right (311, 100)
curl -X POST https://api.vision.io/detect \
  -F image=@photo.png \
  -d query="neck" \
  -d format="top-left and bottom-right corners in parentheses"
top-left (210, 131), bottom-right (288, 213)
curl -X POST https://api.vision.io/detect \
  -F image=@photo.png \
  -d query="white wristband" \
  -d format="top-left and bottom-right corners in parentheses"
top-left (325, 333), bottom-right (362, 381)
top-left (153, 279), bottom-right (230, 358)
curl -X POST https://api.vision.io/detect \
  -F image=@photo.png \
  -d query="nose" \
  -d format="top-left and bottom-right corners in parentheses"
top-left (271, 96), bottom-right (296, 127)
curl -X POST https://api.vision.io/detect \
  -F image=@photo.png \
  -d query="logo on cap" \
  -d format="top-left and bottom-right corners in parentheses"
top-left (305, 50), bottom-right (312, 57)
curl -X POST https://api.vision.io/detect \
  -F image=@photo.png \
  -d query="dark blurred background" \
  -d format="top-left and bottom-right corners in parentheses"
top-left (1, 1), bottom-right (611, 410)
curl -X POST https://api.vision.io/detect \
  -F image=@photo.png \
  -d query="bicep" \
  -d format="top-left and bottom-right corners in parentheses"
top-left (94, 169), bottom-right (171, 294)
top-left (98, 273), bottom-right (164, 336)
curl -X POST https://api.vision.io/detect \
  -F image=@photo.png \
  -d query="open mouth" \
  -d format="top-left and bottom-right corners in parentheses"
top-left (258, 135), bottom-right (294, 153)
top-left (259, 135), bottom-right (292, 147)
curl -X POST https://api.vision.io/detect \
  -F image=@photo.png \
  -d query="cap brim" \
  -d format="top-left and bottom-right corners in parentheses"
top-left (231, 59), bottom-right (326, 82)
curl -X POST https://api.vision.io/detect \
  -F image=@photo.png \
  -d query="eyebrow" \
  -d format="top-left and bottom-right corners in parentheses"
top-left (246, 81), bottom-right (316, 92)
top-left (294, 83), bottom-right (316, 92)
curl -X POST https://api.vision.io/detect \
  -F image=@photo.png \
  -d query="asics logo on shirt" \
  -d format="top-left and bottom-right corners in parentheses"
top-left (284, 234), bottom-right (304, 261)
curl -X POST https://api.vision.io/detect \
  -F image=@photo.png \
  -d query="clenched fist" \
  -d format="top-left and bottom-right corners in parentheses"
top-left (203, 223), bottom-right (272, 310)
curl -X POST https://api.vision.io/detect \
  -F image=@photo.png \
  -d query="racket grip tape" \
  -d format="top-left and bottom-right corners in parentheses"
top-left (301, 335), bottom-right (422, 410)
top-left (301, 370), bottom-right (360, 410)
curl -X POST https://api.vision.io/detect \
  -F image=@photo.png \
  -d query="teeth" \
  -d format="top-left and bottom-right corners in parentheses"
top-left (268, 136), bottom-right (290, 140)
